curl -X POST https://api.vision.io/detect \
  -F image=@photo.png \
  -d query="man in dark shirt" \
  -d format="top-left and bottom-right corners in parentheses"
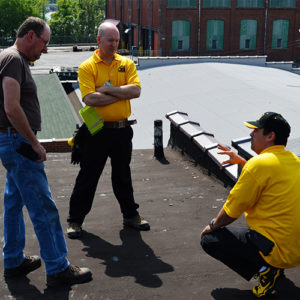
top-left (0, 17), bottom-right (92, 286)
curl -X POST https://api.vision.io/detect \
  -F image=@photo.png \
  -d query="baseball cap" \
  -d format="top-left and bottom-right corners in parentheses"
top-left (244, 112), bottom-right (291, 137)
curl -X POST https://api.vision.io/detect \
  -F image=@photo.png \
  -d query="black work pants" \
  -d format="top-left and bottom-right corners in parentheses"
top-left (201, 226), bottom-right (267, 281)
top-left (68, 126), bottom-right (139, 225)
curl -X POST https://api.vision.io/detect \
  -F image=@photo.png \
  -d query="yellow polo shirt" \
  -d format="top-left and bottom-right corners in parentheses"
top-left (78, 50), bottom-right (141, 121)
top-left (223, 145), bottom-right (300, 268)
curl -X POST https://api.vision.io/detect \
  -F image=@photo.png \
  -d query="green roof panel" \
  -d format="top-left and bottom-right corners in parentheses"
top-left (33, 73), bottom-right (80, 139)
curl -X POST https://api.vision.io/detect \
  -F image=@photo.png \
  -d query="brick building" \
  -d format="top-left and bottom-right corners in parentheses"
top-left (105, 0), bottom-right (300, 61)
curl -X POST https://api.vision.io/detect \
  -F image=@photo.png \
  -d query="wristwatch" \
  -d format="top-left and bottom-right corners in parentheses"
top-left (209, 218), bottom-right (216, 231)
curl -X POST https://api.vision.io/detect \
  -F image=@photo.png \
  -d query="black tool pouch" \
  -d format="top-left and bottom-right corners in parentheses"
top-left (71, 123), bottom-right (90, 165)
top-left (247, 229), bottom-right (275, 256)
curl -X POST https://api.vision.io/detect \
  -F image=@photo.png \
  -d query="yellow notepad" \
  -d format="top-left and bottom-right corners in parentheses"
top-left (79, 106), bottom-right (104, 135)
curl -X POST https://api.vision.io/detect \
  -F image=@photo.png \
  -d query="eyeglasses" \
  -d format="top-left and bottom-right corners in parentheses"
top-left (35, 32), bottom-right (49, 47)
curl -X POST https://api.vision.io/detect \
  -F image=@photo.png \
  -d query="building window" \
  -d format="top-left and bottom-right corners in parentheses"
top-left (203, 0), bottom-right (231, 8)
top-left (240, 20), bottom-right (257, 50)
top-left (245, 39), bottom-right (250, 49)
top-left (206, 20), bottom-right (224, 50)
top-left (277, 39), bottom-right (282, 48)
top-left (172, 20), bottom-right (190, 51)
top-left (212, 40), bottom-right (217, 49)
top-left (237, 0), bottom-right (264, 8)
top-left (272, 20), bottom-right (289, 49)
top-left (270, 0), bottom-right (295, 8)
top-left (167, 0), bottom-right (197, 7)
top-left (178, 40), bottom-right (183, 50)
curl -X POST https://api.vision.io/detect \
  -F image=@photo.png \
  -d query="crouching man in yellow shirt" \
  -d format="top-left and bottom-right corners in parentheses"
top-left (201, 112), bottom-right (300, 298)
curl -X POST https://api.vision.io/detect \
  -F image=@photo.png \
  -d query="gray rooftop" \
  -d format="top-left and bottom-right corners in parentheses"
top-left (0, 149), bottom-right (300, 299)
top-left (0, 50), bottom-right (300, 299)
top-left (32, 51), bottom-right (300, 151)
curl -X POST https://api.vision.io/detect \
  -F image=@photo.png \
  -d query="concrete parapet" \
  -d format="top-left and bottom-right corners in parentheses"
top-left (137, 55), bottom-right (267, 70)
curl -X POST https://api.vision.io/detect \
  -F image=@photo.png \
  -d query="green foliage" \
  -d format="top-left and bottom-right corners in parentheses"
top-left (0, 0), bottom-right (105, 44)
top-left (49, 0), bottom-right (75, 37)
top-left (49, 0), bottom-right (105, 43)
top-left (0, 0), bottom-right (40, 38)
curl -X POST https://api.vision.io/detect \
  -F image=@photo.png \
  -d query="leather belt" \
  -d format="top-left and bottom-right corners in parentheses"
top-left (0, 128), bottom-right (37, 135)
top-left (103, 119), bottom-right (137, 129)
top-left (0, 127), bottom-right (18, 134)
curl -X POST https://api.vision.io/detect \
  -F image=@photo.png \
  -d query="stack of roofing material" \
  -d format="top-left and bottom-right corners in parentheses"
top-left (166, 111), bottom-right (238, 187)
top-left (34, 73), bottom-right (81, 140)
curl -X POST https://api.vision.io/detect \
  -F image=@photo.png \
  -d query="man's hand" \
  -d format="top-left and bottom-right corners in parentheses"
top-left (31, 142), bottom-right (47, 162)
top-left (200, 225), bottom-right (213, 239)
top-left (200, 208), bottom-right (237, 240)
top-left (217, 144), bottom-right (246, 167)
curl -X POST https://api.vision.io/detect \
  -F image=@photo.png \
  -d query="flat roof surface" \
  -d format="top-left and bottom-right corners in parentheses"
top-left (0, 149), bottom-right (300, 299)
top-left (32, 51), bottom-right (300, 150)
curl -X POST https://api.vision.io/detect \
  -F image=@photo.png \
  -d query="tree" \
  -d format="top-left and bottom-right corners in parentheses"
top-left (34, 0), bottom-right (49, 20)
top-left (49, 0), bottom-right (76, 40)
top-left (0, 0), bottom-right (39, 38)
top-left (49, 0), bottom-right (105, 44)
top-left (74, 0), bottom-right (105, 41)
top-left (0, 0), bottom-right (49, 42)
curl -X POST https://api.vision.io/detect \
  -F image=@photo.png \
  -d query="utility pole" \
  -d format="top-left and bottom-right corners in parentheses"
top-left (264, 0), bottom-right (269, 55)
top-left (198, 0), bottom-right (201, 56)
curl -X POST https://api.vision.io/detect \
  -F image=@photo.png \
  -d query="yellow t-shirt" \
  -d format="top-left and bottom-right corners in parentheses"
top-left (78, 51), bottom-right (141, 121)
top-left (223, 145), bottom-right (300, 268)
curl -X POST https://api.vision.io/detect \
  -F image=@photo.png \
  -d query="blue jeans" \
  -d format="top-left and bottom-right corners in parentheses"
top-left (0, 130), bottom-right (69, 275)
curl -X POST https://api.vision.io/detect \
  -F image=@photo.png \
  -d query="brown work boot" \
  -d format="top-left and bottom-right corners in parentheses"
top-left (123, 214), bottom-right (150, 231)
top-left (46, 264), bottom-right (92, 287)
top-left (4, 255), bottom-right (41, 278)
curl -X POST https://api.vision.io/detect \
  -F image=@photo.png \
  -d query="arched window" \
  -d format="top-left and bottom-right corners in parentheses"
top-left (206, 20), bottom-right (224, 50)
top-left (167, 0), bottom-right (196, 7)
top-left (237, 0), bottom-right (264, 8)
top-left (172, 20), bottom-right (190, 51)
top-left (272, 20), bottom-right (289, 49)
top-left (203, 0), bottom-right (231, 8)
top-left (270, 0), bottom-right (295, 8)
top-left (240, 20), bottom-right (257, 49)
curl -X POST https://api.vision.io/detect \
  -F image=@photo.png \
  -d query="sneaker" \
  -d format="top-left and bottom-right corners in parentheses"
top-left (123, 214), bottom-right (150, 231)
top-left (4, 255), bottom-right (41, 278)
top-left (46, 264), bottom-right (92, 287)
top-left (67, 222), bottom-right (82, 239)
top-left (252, 266), bottom-right (284, 298)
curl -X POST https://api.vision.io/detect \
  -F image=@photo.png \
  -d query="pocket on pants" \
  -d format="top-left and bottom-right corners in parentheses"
top-left (246, 230), bottom-right (274, 256)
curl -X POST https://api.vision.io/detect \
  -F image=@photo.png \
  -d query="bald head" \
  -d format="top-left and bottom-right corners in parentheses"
top-left (98, 22), bottom-right (119, 38)
top-left (96, 22), bottom-right (120, 61)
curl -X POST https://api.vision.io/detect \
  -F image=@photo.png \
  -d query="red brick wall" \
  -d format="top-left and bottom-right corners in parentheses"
top-left (141, 0), bottom-right (148, 27)
top-left (106, 0), bottom-right (300, 61)
top-left (41, 139), bottom-right (71, 153)
top-left (123, 0), bottom-right (128, 21)
top-left (132, 0), bottom-right (137, 24)
top-left (115, 0), bottom-right (121, 20)
top-left (152, 0), bottom-right (159, 29)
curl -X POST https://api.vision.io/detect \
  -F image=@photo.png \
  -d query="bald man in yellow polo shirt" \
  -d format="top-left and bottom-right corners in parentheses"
top-left (200, 112), bottom-right (300, 298)
top-left (67, 22), bottom-right (150, 238)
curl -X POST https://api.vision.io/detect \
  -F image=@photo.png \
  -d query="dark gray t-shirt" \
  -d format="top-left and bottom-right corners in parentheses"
top-left (0, 47), bottom-right (41, 131)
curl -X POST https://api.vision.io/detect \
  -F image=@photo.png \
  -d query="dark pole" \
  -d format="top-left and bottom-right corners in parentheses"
top-left (154, 119), bottom-right (165, 159)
